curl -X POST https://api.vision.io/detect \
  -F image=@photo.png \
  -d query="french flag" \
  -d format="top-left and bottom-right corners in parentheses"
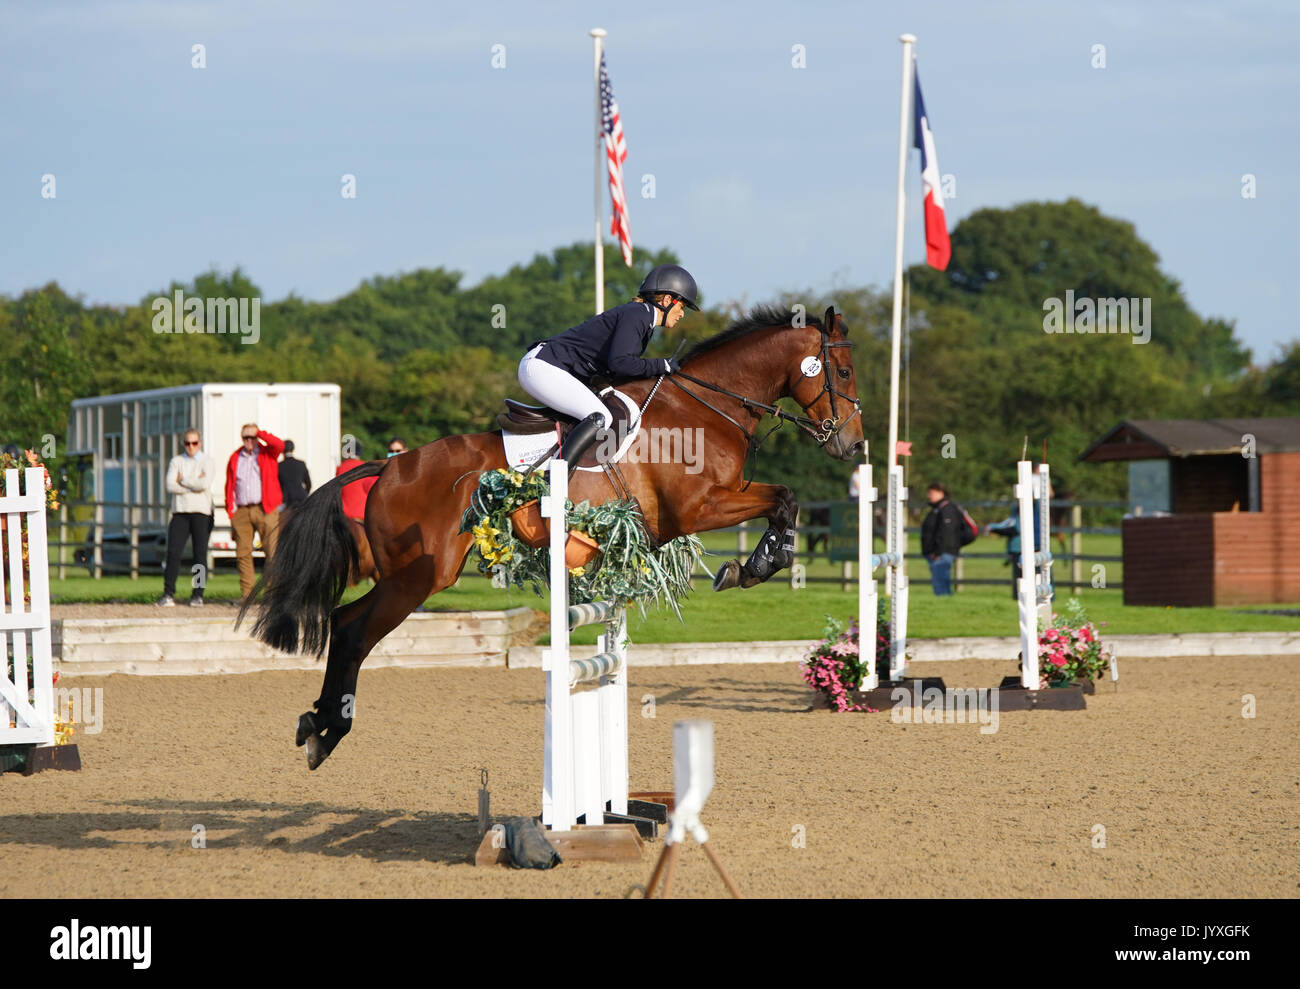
top-left (912, 65), bottom-right (951, 270)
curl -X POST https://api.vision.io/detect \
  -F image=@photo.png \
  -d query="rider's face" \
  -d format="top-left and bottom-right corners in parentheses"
top-left (661, 296), bottom-right (687, 329)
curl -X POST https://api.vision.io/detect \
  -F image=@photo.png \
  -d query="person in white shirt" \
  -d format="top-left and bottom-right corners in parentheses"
top-left (159, 429), bottom-right (215, 606)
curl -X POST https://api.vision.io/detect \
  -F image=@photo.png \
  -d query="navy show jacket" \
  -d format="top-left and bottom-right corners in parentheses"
top-left (534, 301), bottom-right (665, 382)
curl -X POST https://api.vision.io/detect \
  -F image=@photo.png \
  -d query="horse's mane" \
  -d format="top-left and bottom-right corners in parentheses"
top-left (680, 305), bottom-right (828, 365)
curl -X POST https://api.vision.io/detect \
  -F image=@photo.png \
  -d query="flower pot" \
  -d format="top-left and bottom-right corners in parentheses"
top-left (1047, 678), bottom-right (1076, 688)
top-left (564, 530), bottom-right (600, 568)
top-left (510, 500), bottom-right (548, 548)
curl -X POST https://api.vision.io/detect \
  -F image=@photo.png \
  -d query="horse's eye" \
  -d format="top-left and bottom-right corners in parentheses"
top-left (837, 366), bottom-right (851, 379)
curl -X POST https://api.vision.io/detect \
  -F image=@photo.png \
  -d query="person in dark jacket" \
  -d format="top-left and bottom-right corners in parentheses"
top-left (516, 264), bottom-right (699, 473)
top-left (920, 482), bottom-right (963, 596)
top-left (277, 440), bottom-right (311, 515)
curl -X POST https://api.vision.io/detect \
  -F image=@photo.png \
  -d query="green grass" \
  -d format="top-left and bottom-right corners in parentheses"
top-left (49, 526), bottom-right (1299, 647)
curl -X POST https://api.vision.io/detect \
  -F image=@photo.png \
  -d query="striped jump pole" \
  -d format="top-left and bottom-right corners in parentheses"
top-left (540, 460), bottom-right (629, 833)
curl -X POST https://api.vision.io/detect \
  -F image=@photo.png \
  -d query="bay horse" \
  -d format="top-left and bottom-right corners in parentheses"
top-left (238, 305), bottom-right (865, 769)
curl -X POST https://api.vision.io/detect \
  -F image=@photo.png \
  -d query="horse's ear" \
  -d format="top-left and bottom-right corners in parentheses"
top-left (823, 305), bottom-right (838, 333)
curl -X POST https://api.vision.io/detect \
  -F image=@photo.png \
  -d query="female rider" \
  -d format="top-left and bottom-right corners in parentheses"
top-left (516, 263), bottom-right (699, 471)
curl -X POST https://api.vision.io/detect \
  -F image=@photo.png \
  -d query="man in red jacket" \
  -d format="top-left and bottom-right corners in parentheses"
top-left (226, 423), bottom-right (285, 597)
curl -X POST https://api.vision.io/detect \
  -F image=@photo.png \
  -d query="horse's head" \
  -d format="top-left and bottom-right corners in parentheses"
top-left (784, 306), bottom-right (865, 462)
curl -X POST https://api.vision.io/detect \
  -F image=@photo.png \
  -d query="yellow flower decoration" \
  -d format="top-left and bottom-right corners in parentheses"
top-left (568, 566), bottom-right (585, 577)
top-left (473, 520), bottom-right (505, 557)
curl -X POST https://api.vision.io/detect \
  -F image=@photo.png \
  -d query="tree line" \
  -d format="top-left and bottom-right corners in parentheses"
top-left (2, 199), bottom-right (1295, 504)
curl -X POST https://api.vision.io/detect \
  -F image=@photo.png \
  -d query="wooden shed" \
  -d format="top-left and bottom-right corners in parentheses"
top-left (1080, 418), bottom-right (1300, 607)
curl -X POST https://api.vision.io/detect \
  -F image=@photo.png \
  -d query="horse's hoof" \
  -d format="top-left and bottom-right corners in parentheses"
top-left (739, 571), bottom-right (764, 589)
top-left (712, 560), bottom-right (740, 591)
top-left (305, 734), bottom-right (328, 770)
top-left (295, 712), bottom-right (317, 747)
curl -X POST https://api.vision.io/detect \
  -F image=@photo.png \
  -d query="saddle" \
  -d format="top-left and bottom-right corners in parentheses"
top-left (497, 391), bottom-right (633, 469)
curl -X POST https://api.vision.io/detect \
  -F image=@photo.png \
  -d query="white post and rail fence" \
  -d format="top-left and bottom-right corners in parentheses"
top-left (1, 468), bottom-right (55, 750)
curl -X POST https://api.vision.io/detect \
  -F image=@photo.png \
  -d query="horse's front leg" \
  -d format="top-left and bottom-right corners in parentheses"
top-left (683, 482), bottom-right (798, 591)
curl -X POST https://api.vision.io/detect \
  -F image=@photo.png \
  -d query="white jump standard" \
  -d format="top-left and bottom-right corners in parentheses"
top-left (996, 458), bottom-right (1087, 710)
top-left (540, 460), bottom-right (629, 833)
top-left (1016, 460), bottom-right (1054, 690)
top-left (855, 444), bottom-right (909, 690)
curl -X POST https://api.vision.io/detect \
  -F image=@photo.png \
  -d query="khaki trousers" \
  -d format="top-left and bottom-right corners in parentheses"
top-left (232, 504), bottom-right (280, 597)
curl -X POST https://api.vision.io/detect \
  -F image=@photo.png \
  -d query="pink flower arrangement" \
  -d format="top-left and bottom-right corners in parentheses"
top-left (1034, 598), bottom-right (1113, 687)
top-left (802, 606), bottom-right (903, 712)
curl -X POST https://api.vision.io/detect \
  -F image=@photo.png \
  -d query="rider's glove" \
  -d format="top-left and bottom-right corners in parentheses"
top-left (662, 358), bottom-right (681, 375)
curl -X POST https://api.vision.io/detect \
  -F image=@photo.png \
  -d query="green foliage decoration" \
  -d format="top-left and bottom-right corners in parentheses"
top-left (458, 467), bottom-right (706, 619)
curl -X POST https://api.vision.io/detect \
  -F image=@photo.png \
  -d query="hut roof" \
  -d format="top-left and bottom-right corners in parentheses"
top-left (1079, 418), bottom-right (1300, 462)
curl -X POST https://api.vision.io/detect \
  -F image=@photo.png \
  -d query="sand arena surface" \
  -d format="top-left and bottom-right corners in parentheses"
top-left (2, 655), bottom-right (1296, 898)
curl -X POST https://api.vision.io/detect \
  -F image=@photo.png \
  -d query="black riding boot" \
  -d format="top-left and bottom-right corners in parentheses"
top-left (558, 413), bottom-right (606, 477)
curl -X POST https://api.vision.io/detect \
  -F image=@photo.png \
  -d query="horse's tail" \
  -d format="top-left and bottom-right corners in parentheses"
top-left (236, 460), bottom-right (390, 657)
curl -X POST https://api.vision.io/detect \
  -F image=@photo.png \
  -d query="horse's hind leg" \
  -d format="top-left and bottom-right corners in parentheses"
top-left (298, 554), bottom-right (439, 769)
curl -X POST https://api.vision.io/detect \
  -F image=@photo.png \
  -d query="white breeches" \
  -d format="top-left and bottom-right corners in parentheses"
top-left (517, 345), bottom-right (613, 428)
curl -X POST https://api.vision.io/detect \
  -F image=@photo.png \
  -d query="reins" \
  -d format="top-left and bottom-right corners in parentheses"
top-left (664, 324), bottom-right (862, 488)
top-left (668, 326), bottom-right (862, 446)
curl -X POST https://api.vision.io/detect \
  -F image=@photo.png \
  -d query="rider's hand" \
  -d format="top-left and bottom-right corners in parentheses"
top-left (662, 358), bottom-right (681, 375)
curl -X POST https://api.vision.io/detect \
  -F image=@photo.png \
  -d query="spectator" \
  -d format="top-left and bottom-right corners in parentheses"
top-left (159, 429), bottom-right (216, 606)
top-left (986, 471), bottom-right (1051, 600)
top-left (278, 439), bottom-right (311, 515)
top-left (920, 482), bottom-right (962, 596)
top-left (337, 440), bottom-right (378, 521)
top-left (225, 422), bottom-right (285, 597)
top-left (386, 437), bottom-right (408, 457)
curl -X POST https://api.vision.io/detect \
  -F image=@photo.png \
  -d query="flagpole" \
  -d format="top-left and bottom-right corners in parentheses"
top-left (888, 33), bottom-right (915, 475)
top-left (591, 27), bottom-right (606, 314)
top-left (884, 33), bottom-right (915, 614)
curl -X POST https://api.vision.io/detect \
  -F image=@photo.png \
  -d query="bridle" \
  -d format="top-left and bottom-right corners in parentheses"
top-left (667, 324), bottom-right (862, 448)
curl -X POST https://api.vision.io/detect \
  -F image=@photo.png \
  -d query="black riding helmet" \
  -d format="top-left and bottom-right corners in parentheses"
top-left (638, 264), bottom-right (700, 314)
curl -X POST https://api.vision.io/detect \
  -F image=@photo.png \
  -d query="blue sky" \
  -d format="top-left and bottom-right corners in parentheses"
top-left (4, 0), bottom-right (1296, 361)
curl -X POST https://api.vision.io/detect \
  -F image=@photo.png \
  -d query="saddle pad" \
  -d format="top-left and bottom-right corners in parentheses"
top-left (500, 388), bottom-right (642, 473)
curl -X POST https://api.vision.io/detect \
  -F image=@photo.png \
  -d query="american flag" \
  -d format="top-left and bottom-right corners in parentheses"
top-left (599, 52), bottom-right (632, 267)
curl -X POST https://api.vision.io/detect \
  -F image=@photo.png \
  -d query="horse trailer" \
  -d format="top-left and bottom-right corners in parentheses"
top-left (66, 383), bottom-right (341, 571)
